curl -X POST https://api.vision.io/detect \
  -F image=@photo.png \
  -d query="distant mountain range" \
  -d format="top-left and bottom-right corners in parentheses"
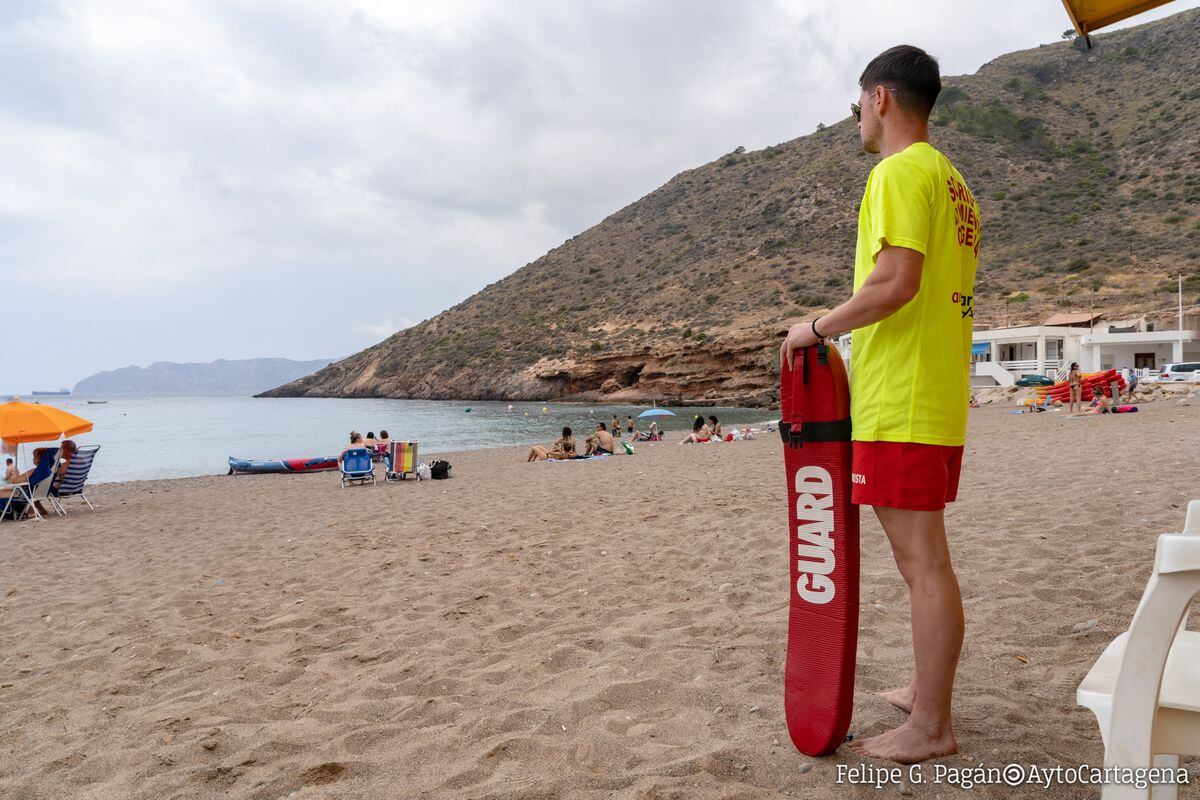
top-left (74, 358), bottom-right (334, 396)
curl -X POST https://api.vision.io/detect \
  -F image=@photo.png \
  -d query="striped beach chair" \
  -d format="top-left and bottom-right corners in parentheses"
top-left (49, 444), bottom-right (99, 514)
top-left (385, 441), bottom-right (418, 481)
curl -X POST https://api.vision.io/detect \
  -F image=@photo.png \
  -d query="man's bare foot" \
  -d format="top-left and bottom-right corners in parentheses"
top-left (879, 684), bottom-right (915, 714)
top-left (846, 720), bottom-right (957, 764)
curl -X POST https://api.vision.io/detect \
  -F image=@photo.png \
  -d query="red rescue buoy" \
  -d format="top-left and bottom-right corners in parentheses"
top-left (779, 342), bottom-right (860, 756)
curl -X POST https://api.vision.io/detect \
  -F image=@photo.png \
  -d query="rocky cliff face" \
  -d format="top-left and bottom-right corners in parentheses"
top-left (264, 10), bottom-right (1200, 405)
top-left (304, 327), bottom-right (780, 406)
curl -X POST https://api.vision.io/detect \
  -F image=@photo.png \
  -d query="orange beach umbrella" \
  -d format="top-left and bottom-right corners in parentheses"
top-left (0, 400), bottom-right (93, 444)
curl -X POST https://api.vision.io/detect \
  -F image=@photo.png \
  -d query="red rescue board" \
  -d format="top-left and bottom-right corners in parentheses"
top-left (780, 342), bottom-right (859, 756)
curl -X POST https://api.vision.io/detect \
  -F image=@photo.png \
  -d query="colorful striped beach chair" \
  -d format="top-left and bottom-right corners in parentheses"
top-left (385, 441), bottom-right (418, 481)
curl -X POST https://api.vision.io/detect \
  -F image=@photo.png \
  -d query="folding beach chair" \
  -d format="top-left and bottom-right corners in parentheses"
top-left (49, 444), bottom-right (100, 514)
top-left (1, 447), bottom-right (60, 521)
top-left (340, 448), bottom-right (375, 487)
top-left (385, 441), bottom-right (419, 482)
top-left (1076, 500), bottom-right (1200, 799)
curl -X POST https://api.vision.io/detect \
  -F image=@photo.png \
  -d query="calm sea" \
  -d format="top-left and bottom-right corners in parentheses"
top-left (10, 397), bottom-right (774, 483)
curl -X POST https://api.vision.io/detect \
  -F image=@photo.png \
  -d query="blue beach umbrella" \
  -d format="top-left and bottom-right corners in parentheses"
top-left (637, 408), bottom-right (676, 418)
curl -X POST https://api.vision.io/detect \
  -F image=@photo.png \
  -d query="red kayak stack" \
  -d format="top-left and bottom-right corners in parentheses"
top-left (779, 343), bottom-right (860, 756)
top-left (1035, 368), bottom-right (1125, 403)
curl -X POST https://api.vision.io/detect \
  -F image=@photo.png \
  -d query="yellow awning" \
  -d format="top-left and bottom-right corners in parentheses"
top-left (1060, 0), bottom-right (1177, 34)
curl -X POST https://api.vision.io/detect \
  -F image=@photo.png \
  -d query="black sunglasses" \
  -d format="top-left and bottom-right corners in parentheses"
top-left (851, 87), bottom-right (896, 123)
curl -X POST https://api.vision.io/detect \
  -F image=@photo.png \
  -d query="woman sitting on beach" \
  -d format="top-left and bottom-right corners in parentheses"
top-left (0, 440), bottom-right (76, 492)
top-left (378, 430), bottom-right (392, 448)
top-left (1071, 390), bottom-right (1111, 417)
top-left (527, 427), bottom-right (577, 462)
top-left (0, 441), bottom-right (75, 516)
top-left (363, 431), bottom-right (378, 449)
top-left (680, 415), bottom-right (712, 444)
top-left (340, 432), bottom-right (366, 462)
top-left (708, 415), bottom-right (723, 440)
top-left (0, 448), bottom-right (47, 499)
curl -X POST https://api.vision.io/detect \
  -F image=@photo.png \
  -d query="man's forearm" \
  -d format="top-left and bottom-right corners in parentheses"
top-left (814, 280), bottom-right (915, 339)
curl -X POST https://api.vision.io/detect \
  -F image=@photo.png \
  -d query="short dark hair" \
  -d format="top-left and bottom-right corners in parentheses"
top-left (562, 426), bottom-right (572, 437)
top-left (597, 422), bottom-right (606, 431)
top-left (859, 45), bottom-right (941, 119)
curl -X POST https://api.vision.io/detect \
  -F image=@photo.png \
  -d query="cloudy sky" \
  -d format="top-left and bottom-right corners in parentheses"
top-left (2, 0), bottom-right (1195, 393)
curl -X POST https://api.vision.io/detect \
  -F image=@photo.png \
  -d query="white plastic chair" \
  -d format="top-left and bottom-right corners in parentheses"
top-left (1077, 499), bottom-right (1200, 800)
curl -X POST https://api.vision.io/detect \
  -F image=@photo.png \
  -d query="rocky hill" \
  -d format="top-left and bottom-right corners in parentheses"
top-left (265, 9), bottom-right (1200, 405)
top-left (76, 358), bottom-right (333, 396)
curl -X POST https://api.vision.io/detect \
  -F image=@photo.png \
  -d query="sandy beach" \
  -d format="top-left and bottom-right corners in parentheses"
top-left (3, 401), bottom-right (1199, 799)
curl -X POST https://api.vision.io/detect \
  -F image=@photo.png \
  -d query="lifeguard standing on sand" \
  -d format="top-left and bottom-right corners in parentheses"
top-left (781, 45), bottom-right (980, 763)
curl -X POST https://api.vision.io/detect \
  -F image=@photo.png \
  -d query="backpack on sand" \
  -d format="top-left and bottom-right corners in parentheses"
top-left (429, 460), bottom-right (453, 479)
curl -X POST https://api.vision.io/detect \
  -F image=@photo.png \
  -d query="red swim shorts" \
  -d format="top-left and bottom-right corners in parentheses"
top-left (850, 440), bottom-right (964, 511)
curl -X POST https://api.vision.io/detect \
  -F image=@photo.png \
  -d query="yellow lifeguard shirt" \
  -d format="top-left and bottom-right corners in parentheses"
top-left (850, 142), bottom-right (980, 447)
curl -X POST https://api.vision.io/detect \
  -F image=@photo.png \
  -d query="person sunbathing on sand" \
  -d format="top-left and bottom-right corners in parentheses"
top-left (680, 415), bottom-right (712, 444)
top-left (585, 423), bottom-right (615, 455)
top-left (1071, 391), bottom-right (1111, 416)
top-left (708, 416), bottom-right (723, 440)
top-left (527, 427), bottom-right (577, 461)
top-left (633, 421), bottom-right (661, 442)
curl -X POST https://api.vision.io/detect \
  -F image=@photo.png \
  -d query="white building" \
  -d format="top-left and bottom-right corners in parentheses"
top-left (835, 312), bottom-right (1199, 387)
top-left (970, 313), bottom-right (1199, 386)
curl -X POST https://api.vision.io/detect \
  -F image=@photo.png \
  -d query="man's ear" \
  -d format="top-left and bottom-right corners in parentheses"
top-left (874, 85), bottom-right (890, 117)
